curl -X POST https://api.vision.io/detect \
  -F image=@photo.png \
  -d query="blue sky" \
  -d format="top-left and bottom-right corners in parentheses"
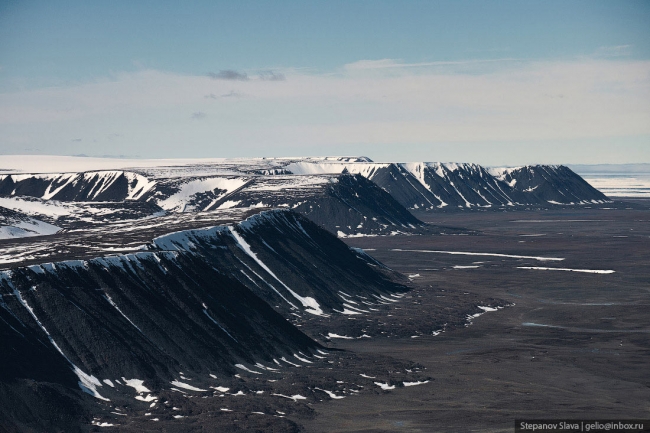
top-left (1, 1), bottom-right (649, 164)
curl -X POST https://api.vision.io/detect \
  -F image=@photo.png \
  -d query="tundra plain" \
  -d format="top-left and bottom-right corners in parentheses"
top-left (300, 203), bottom-right (650, 432)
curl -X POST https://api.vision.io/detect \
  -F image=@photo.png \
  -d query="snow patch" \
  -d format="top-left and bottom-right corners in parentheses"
top-left (0, 217), bottom-right (60, 239)
top-left (272, 393), bottom-right (307, 402)
top-left (122, 378), bottom-right (151, 394)
top-left (374, 382), bottom-right (395, 390)
top-left (327, 333), bottom-right (354, 339)
top-left (170, 381), bottom-right (207, 391)
top-left (517, 266), bottom-right (615, 274)
top-left (217, 200), bottom-right (241, 209)
top-left (157, 177), bottom-right (248, 212)
top-left (314, 388), bottom-right (345, 399)
top-left (135, 394), bottom-right (157, 402)
top-left (235, 364), bottom-right (263, 375)
top-left (211, 386), bottom-right (230, 393)
top-left (403, 380), bottom-right (430, 387)
top-left (392, 249), bottom-right (564, 262)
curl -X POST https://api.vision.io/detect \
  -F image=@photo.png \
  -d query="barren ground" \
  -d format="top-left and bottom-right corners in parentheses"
top-left (298, 202), bottom-right (650, 432)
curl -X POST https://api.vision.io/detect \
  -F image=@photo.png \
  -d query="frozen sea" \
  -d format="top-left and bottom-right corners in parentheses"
top-left (580, 174), bottom-right (650, 197)
top-left (571, 164), bottom-right (650, 198)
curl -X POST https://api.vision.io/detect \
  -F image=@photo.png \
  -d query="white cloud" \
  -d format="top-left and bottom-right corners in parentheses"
top-left (343, 57), bottom-right (517, 70)
top-left (594, 45), bottom-right (632, 58)
top-left (0, 58), bottom-right (648, 161)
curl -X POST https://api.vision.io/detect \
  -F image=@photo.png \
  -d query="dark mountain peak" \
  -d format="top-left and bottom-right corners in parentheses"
top-left (492, 164), bottom-right (608, 204)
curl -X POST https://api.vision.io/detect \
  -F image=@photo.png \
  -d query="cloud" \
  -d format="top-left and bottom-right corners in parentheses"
top-left (207, 70), bottom-right (249, 81)
top-left (71, 138), bottom-right (82, 142)
top-left (259, 71), bottom-right (286, 81)
top-left (1, 59), bottom-right (648, 161)
top-left (220, 91), bottom-right (244, 98)
top-left (205, 91), bottom-right (244, 99)
top-left (344, 58), bottom-right (517, 71)
top-left (594, 45), bottom-right (632, 58)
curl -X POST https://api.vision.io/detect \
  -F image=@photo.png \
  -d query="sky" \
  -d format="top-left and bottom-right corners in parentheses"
top-left (1, 0), bottom-right (649, 165)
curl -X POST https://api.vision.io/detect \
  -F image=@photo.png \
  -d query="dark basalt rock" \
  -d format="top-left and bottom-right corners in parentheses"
top-left (0, 209), bottom-right (408, 431)
top-left (201, 173), bottom-right (425, 236)
top-left (0, 162), bottom-right (608, 238)
top-left (359, 163), bottom-right (609, 209)
top-left (498, 165), bottom-right (609, 204)
top-left (290, 173), bottom-right (424, 235)
top-left (0, 170), bottom-right (425, 236)
top-left (0, 172), bottom-right (139, 202)
top-left (148, 210), bottom-right (407, 317)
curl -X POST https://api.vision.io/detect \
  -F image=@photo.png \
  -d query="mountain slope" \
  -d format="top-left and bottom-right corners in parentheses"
top-left (148, 210), bottom-right (407, 317)
top-left (0, 158), bottom-right (610, 241)
top-left (285, 161), bottom-right (609, 209)
top-left (0, 206), bottom-right (61, 239)
top-left (0, 170), bottom-right (425, 236)
top-left (0, 209), bottom-right (409, 430)
top-left (490, 165), bottom-right (609, 204)
top-left (0, 171), bottom-right (154, 202)
top-left (202, 173), bottom-right (424, 236)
